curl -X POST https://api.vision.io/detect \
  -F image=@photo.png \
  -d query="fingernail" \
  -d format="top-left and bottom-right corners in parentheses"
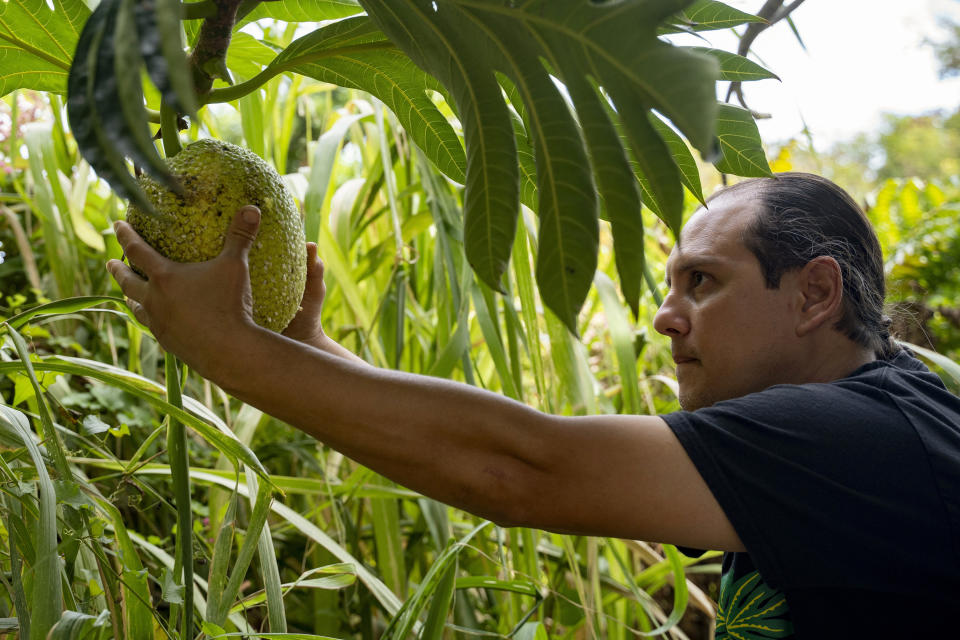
top-left (242, 206), bottom-right (260, 224)
top-left (113, 221), bottom-right (120, 233)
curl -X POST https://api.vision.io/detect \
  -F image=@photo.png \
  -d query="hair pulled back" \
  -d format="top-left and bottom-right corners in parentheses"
top-left (716, 172), bottom-right (898, 359)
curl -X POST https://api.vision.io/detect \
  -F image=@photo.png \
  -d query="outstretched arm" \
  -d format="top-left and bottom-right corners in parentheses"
top-left (108, 206), bottom-right (743, 552)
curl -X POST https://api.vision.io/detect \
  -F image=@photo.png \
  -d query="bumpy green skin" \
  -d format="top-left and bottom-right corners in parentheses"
top-left (126, 139), bottom-right (307, 333)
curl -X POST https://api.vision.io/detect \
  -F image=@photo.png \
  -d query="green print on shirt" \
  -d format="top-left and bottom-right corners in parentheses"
top-left (716, 569), bottom-right (794, 639)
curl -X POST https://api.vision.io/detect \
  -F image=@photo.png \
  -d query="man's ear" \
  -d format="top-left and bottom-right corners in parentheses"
top-left (795, 256), bottom-right (844, 337)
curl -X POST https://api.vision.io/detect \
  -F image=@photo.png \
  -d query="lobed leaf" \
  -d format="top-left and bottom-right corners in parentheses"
top-left (360, 0), bottom-right (721, 332)
top-left (220, 16), bottom-right (466, 184)
top-left (67, 0), bottom-right (164, 214)
top-left (0, 0), bottom-right (89, 97)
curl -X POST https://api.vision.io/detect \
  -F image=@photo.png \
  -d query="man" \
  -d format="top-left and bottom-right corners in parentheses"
top-left (108, 172), bottom-right (960, 637)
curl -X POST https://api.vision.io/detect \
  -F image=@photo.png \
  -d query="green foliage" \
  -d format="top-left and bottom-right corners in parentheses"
top-left (876, 111), bottom-right (960, 183)
top-left (933, 19), bottom-right (960, 78)
top-left (0, 1), bottom-right (817, 637)
top-left (0, 77), bottom-right (714, 637)
top-left (42, 0), bottom-right (773, 331)
top-left (0, 0), bottom-right (90, 96)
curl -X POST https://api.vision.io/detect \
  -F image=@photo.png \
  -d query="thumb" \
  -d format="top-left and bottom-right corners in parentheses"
top-left (222, 205), bottom-right (260, 260)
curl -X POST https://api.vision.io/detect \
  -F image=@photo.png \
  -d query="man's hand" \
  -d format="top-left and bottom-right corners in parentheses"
top-left (282, 242), bottom-right (327, 349)
top-left (106, 205), bottom-right (263, 379)
top-left (282, 242), bottom-right (370, 366)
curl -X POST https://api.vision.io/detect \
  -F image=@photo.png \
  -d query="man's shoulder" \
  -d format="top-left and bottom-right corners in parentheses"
top-left (706, 348), bottom-right (951, 416)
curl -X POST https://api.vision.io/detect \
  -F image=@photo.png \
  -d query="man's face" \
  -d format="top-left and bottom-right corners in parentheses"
top-left (654, 191), bottom-right (801, 411)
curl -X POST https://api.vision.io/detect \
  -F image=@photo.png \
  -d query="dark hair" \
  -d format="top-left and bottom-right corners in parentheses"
top-left (714, 172), bottom-right (898, 359)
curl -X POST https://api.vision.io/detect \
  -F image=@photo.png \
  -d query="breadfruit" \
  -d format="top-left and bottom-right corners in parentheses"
top-left (125, 139), bottom-right (307, 333)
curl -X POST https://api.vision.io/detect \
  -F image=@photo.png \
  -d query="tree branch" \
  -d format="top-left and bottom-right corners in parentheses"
top-left (725, 0), bottom-right (807, 107)
top-left (188, 0), bottom-right (249, 96)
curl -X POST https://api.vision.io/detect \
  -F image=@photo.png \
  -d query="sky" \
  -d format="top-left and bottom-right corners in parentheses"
top-left (681, 0), bottom-right (960, 147)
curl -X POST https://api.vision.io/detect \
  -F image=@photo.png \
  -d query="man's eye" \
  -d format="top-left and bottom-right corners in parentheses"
top-left (691, 271), bottom-right (706, 287)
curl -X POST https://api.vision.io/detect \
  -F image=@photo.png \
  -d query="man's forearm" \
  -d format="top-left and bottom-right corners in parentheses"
top-left (213, 325), bottom-right (550, 524)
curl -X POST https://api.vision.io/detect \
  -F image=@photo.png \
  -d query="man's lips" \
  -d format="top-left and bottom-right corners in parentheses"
top-left (672, 356), bottom-right (698, 365)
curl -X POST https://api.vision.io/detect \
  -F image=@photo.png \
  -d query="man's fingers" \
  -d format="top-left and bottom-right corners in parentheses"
top-left (107, 259), bottom-right (149, 302)
top-left (306, 242), bottom-right (324, 277)
top-left (114, 221), bottom-right (167, 276)
top-left (221, 206), bottom-right (260, 260)
top-left (127, 299), bottom-right (150, 326)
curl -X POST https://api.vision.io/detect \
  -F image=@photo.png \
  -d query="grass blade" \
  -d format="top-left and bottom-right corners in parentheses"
top-left (419, 550), bottom-right (458, 640)
top-left (248, 472), bottom-right (288, 633)
top-left (0, 404), bottom-right (61, 639)
top-left (165, 352), bottom-right (194, 637)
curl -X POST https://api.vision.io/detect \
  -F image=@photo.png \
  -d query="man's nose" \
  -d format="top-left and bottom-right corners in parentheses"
top-left (653, 291), bottom-right (690, 337)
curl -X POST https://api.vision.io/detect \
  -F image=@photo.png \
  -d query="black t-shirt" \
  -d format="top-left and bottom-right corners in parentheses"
top-left (663, 350), bottom-right (960, 638)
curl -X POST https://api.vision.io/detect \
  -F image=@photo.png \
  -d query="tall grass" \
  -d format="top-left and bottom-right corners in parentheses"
top-left (0, 79), bottom-right (722, 640)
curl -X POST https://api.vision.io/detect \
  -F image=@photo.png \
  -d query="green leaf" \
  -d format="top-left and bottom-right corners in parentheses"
top-left (66, 0), bottom-right (161, 214)
top-left (902, 342), bottom-right (960, 387)
top-left (48, 610), bottom-right (111, 640)
top-left (454, 576), bottom-right (539, 596)
top-left (238, 0), bottom-right (363, 25)
top-left (149, 0), bottom-right (197, 115)
top-left (0, 405), bottom-right (61, 640)
top-left (419, 552), bottom-right (457, 640)
top-left (714, 102), bottom-right (773, 177)
top-left (0, 356), bottom-right (274, 481)
top-left (649, 112), bottom-right (705, 206)
top-left (360, 0), bottom-right (720, 332)
top-left (595, 273), bottom-right (642, 414)
top-left (95, 499), bottom-right (154, 640)
top-left (617, 99), bottom-right (684, 236)
top-left (160, 567), bottom-right (185, 605)
top-left (226, 32), bottom-right (278, 79)
top-left (662, 0), bottom-right (764, 33)
top-left (112, 0), bottom-right (175, 180)
top-left (0, 0), bottom-right (90, 97)
top-left (689, 47), bottom-right (779, 82)
top-left (219, 16), bottom-right (466, 184)
top-left (6, 296), bottom-right (125, 330)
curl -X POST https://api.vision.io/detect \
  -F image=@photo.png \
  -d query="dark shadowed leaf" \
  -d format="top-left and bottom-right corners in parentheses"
top-left (137, 0), bottom-right (197, 116)
top-left (67, 0), bottom-right (160, 214)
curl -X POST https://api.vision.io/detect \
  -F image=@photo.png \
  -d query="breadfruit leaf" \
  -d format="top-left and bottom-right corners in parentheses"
top-left (360, 0), bottom-right (721, 333)
top-left (263, 16), bottom-right (467, 184)
top-left (714, 102), bottom-right (774, 177)
top-left (650, 113), bottom-right (706, 206)
top-left (690, 47), bottom-right (780, 82)
top-left (68, 0), bottom-right (183, 216)
top-left (138, 0), bottom-right (198, 116)
top-left (238, 0), bottom-right (363, 25)
top-left (0, 0), bottom-right (90, 97)
top-left (660, 0), bottom-right (765, 34)
top-left (67, 0), bottom-right (162, 216)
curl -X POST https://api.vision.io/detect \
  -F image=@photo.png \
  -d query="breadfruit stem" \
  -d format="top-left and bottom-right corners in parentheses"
top-left (188, 0), bottom-right (248, 96)
top-left (160, 103), bottom-right (183, 157)
top-left (202, 41), bottom-right (392, 105)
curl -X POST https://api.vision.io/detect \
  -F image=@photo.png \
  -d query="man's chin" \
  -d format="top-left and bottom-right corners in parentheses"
top-left (678, 388), bottom-right (721, 412)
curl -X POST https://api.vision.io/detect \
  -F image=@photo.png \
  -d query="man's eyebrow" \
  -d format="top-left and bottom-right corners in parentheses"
top-left (664, 256), bottom-right (726, 287)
